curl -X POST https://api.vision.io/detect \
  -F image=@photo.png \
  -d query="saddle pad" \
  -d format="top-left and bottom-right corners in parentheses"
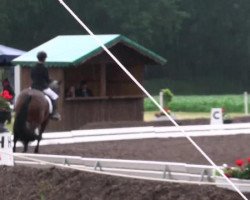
top-left (44, 95), bottom-right (53, 114)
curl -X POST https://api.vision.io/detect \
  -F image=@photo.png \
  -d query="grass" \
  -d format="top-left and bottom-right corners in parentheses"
top-left (5, 120), bottom-right (13, 133)
top-left (6, 122), bottom-right (13, 132)
top-left (5, 114), bottom-right (14, 133)
top-left (144, 94), bottom-right (248, 121)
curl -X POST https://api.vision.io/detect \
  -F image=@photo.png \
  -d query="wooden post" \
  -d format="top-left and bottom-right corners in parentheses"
top-left (244, 91), bottom-right (248, 115)
top-left (100, 63), bottom-right (106, 96)
top-left (14, 65), bottom-right (21, 104)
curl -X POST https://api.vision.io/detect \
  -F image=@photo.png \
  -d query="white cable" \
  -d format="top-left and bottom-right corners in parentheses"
top-left (57, 1), bottom-right (247, 199)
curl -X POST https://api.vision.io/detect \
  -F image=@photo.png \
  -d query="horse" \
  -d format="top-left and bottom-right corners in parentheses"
top-left (13, 80), bottom-right (60, 153)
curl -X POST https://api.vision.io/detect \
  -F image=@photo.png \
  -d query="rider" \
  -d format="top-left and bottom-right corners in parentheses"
top-left (30, 51), bottom-right (61, 121)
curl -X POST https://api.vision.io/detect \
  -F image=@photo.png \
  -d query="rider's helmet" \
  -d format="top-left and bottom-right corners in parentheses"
top-left (37, 51), bottom-right (47, 62)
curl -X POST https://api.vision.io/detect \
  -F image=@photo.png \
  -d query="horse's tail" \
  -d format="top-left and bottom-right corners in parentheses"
top-left (13, 95), bottom-right (39, 142)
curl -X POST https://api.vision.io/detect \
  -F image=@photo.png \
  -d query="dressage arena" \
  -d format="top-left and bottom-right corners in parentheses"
top-left (0, 117), bottom-right (249, 200)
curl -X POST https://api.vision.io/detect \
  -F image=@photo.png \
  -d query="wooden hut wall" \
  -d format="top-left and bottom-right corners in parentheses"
top-left (106, 64), bottom-right (143, 96)
top-left (20, 68), bottom-right (31, 89)
top-left (20, 67), bottom-right (64, 90)
top-left (63, 97), bottom-right (143, 131)
top-left (62, 63), bottom-right (144, 131)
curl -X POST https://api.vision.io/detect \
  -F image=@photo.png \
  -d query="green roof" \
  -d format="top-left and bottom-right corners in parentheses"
top-left (12, 34), bottom-right (166, 67)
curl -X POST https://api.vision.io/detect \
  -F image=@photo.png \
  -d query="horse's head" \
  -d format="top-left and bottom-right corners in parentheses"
top-left (49, 80), bottom-right (61, 94)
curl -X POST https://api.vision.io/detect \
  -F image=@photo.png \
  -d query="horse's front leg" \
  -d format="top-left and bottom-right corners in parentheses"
top-left (13, 136), bottom-right (17, 152)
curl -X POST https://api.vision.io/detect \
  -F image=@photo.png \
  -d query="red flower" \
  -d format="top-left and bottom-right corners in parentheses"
top-left (225, 173), bottom-right (231, 178)
top-left (247, 157), bottom-right (250, 163)
top-left (235, 159), bottom-right (244, 167)
top-left (163, 107), bottom-right (171, 114)
top-left (1, 90), bottom-right (13, 100)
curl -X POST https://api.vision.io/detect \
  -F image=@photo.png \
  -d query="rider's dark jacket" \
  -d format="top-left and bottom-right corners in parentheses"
top-left (30, 62), bottom-right (50, 91)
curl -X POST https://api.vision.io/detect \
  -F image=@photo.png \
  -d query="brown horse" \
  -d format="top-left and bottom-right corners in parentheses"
top-left (13, 80), bottom-right (60, 153)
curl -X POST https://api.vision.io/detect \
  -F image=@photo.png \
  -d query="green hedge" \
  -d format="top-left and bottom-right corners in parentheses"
top-left (144, 95), bottom-right (245, 113)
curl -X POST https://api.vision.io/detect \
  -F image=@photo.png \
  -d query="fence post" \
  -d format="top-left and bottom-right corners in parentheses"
top-left (244, 91), bottom-right (248, 115)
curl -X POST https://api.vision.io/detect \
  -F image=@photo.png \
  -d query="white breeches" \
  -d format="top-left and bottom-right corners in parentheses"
top-left (43, 88), bottom-right (58, 100)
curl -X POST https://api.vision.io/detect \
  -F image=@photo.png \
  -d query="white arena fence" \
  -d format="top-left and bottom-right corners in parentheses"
top-left (11, 122), bottom-right (250, 194)
top-left (13, 122), bottom-right (250, 147)
top-left (14, 153), bottom-right (214, 183)
top-left (13, 152), bottom-right (250, 191)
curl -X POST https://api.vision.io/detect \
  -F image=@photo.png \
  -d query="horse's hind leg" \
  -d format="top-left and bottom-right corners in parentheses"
top-left (34, 128), bottom-right (41, 153)
top-left (34, 139), bottom-right (41, 153)
top-left (34, 120), bottom-right (48, 153)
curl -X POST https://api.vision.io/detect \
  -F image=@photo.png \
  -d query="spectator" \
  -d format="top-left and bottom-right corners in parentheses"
top-left (1, 78), bottom-right (15, 104)
top-left (75, 80), bottom-right (93, 97)
top-left (65, 86), bottom-right (75, 98)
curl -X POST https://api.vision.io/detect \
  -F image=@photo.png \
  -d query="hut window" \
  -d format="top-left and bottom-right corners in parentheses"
top-left (64, 64), bottom-right (100, 98)
top-left (64, 63), bottom-right (143, 99)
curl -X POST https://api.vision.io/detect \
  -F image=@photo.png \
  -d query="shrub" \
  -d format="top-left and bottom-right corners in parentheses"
top-left (161, 88), bottom-right (174, 107)
top-left (0, 96), bottom-right (11, 124)
top-left (0, 96), bottom-right (11, 112)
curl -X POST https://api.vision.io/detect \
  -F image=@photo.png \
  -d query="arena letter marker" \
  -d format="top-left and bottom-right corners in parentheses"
top-left (57, 1), bottom-right (248, 199)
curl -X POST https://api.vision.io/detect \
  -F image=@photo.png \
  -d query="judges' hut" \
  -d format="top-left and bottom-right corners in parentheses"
top-left (13, 35), bottom-right (166, 131)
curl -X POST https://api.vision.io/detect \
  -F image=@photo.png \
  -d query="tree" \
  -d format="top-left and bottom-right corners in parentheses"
top-left (170, 0), bottom-right (250, 92)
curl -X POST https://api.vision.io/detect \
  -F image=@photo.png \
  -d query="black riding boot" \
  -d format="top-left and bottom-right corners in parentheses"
top-left (51, 100), bottom-right (61, 121)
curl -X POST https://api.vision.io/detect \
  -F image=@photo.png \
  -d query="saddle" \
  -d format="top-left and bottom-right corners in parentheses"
top-left (28, 87), bottom-right (53, 114)
top-left (44, 95), bottom-right (53, 114)
top-left (28, 87), bottom-right (60, 120)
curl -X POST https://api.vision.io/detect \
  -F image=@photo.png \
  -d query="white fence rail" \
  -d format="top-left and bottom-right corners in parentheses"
top-left (14, 153), bottom-right (214, 183)
top-left (13, 153), bottom-right (250, 192)
top-left (13, 122), bottom-right (250, 147)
